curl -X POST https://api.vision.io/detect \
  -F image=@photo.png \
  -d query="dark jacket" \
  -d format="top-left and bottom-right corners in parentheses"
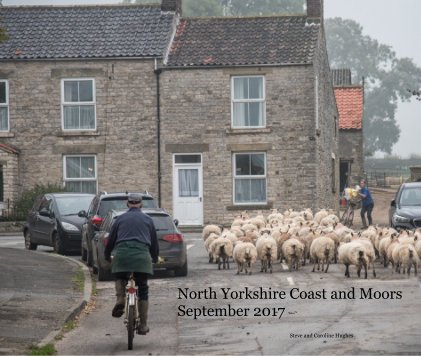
top-left (104, 208), bottom-right (159, 263)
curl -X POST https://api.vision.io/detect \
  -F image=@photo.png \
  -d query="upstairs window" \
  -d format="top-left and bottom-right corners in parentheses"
top-left (233, 152), bottom-right (267, 204)
top-left (64, 155), bottom-right (97, 194)
top-left (231, 76), bottom-right (265, 128)
top-left (62, 79), bottom-right (96, 130)
top-left (0, 80), bottom-right (9, 131)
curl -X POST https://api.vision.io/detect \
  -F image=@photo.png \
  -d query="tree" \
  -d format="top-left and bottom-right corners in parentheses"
top-left (122, 0), bottom-right (304, 17)
top-left (326, 18), bottom-right (421, 156)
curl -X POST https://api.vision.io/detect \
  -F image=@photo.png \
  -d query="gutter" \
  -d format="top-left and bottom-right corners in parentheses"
top-left (154, 59), bottom-right (162, 207)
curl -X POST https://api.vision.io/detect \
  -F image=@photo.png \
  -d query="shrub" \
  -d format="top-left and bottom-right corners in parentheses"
top-left (11, 182), bottom-right (67, 221)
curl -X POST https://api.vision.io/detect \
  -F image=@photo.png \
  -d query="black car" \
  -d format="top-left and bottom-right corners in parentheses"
top-left (23, 193), bottom-right (95, 255)
top-left (92, 208), bottom-right (187, 281)
top-left (389, 182), bottom-right (421, 230)
top-left (79, 191), bottom-right (158, 266)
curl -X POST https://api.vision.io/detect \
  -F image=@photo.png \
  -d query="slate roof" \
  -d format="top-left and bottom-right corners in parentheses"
top-left (166, 16), bottom-right (321, 67)
top-left (0, 5), bottom-right (175, 60)
top-left (334, 87), bottom-right (364, 130)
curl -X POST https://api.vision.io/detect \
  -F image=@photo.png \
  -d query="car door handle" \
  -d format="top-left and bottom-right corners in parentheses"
top-left (199, 197), bottom-right (202, 202)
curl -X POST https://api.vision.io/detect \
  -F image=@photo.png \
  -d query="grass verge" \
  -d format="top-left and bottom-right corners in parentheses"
top-left (29, 343), bottom-right (56, 355)
top-left (72, 266), bottom-right (84, 293)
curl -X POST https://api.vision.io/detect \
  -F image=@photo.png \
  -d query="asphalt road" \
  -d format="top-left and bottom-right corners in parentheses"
top-left (0, 236), bottom-right (83, 355)
top-left (54, 233), bottom-right (421, 355)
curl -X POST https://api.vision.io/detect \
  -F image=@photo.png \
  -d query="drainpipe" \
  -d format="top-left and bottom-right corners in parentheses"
top-left (154, 60), bottom-right (162, 207)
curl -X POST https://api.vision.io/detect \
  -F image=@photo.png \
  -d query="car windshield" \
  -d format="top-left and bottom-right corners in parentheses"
top-left (399, 187), bottom-right (421, 206)
top-left (56, 196), bottom-right (93, 215)
top-left (98, 197), bottom-right (157, 217)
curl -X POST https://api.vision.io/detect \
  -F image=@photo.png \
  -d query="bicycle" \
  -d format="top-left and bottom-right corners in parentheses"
top-left (125, 273), bottom-right (139, 350)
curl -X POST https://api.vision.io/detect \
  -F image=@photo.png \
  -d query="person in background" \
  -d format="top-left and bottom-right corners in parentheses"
top-left (104, 192), bottom-right (159, 335)
top-left (359, 179), bottom-right (374, 228)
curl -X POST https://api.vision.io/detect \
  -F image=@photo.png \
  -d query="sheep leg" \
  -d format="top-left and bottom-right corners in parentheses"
top-left (321, 259), bottom-right (325, 272)
top-left (325, 259), bottom-right (330, 273)
top-left (364, 261), bottom-right (368, 279)
top-left (372, 261), bottom-right (376, 278)
top-left (312, 261), bottom-right (316, 272)
top-left (414, 262), bottom-right (418, 275)
top-left (345, 264), bottom-right (350, 277)
top-left (226, 257), bottom-right (230, 270)
top-left (357, 264), bottom-right (362, 278)
top-left (217, 257), bottom-right (221, 270)
top-left (269, 258), bottom-right (273, 274)
top-left (209, 253), bottom-right (213, 263)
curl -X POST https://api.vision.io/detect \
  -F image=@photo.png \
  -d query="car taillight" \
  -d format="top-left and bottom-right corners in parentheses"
top-left (162, 233), bottom-right (184, 243)
top-left (91, 215), bottom-right (103, 227)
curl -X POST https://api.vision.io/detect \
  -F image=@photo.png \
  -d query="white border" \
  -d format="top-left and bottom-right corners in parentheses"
top-left (63, 154), bottom-right (98, 193)
top-left (0, 80), bottom-right (10, 132)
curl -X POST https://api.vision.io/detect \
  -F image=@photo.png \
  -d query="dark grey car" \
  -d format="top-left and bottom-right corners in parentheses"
top-left (79, 191), bottom-right (157, 267)
top-left (92, 208), bottom-right (187, 281)
top-left (23, 193), bottom-right (94, 255)
top-left (389, 182), bottom-right (421, 230)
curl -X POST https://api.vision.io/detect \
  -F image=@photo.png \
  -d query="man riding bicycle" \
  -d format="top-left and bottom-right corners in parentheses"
top-left (104, 192), bottom-right (159, 335)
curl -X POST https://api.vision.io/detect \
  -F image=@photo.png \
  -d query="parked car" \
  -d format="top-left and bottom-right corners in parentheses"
top-left (23, 192), bottom-right (95, 255)
top-left (92, 208), bottom-right (187, 281)
top-left (389, 182), bottom-right (421, 230)
top-left (79, 191), bottom-right (157, 266)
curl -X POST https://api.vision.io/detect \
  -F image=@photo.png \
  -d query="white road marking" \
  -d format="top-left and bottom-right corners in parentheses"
top-left (187, 244), bottom-right (194, 250)
top-left (0, 241), bottom-right (22, 247)
top-left (287, 277), bottom-right (295, 286)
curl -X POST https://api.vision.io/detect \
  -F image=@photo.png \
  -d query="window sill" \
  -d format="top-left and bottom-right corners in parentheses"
top-left (56, 131), bottom-right (100, 137)
top-left (0, 132), bottom-right (14, 138)
top-left (226, 202), bottom-right (273, 211)
top-left (226, 127), bottom-right (272, 135)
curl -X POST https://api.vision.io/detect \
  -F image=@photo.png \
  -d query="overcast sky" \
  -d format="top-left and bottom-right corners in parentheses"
top-left (3, 0), bottom-right (420, 158)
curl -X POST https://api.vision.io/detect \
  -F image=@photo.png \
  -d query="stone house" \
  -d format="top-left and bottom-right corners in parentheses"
top-left (332, 69), bottom-right (364, 192)
top-left (0, 0), bottom-right (338, 226)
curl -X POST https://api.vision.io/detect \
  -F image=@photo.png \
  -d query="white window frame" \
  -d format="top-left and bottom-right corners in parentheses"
top-left (231, 75), bottom-right (266, 129)
top-left (0, 80), bottom-right (10, 132)
top-left (61, 78), bottom-right (96, 131)
top-left (232, 152), bottom-right (267, 205)
top-left (63, 155), bottom-right (98, 193)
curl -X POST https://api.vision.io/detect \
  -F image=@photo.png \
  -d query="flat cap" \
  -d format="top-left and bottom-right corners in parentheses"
top-left (127, 192), bottom-right (143, 204)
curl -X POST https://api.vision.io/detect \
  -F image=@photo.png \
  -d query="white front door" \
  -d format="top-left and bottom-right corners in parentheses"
top-left (173, 154), bottom-right (203, 226)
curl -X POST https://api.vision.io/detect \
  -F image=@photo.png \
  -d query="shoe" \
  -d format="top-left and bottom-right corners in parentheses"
top-left (137, 300), bottom-right (149, 335)
top-left (112, 279), bottom-right (126, 318)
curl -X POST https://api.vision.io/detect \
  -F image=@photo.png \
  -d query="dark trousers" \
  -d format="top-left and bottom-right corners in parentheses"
top-left (113, 272), bottom-right (149, 301)
top-left (360, 203), bottom-right (374, 226)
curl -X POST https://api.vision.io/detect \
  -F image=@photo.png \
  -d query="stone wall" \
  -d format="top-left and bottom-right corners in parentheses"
top-left (159, 63), bottom-right (336, 225)
top-left (339, 129), bottom-right (364, 185)
top-left (0, 59), bottom-right (160, 202)
top-left (312, 24), bottom-right (340, 212)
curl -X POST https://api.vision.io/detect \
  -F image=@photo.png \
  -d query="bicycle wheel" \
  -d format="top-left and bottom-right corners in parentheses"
top-left (348, 209), bottom-right (354, 227)
top-left (127, 305), bottom-right (135, 350)
top-left (340, 207), bottom-right (349, 224)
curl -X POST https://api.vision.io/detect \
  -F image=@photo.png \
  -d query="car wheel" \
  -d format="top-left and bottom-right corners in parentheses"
top-left (98, 265), bottom-right (113, 281)
top-left (81, 246), bottom-right (87, 262)
top-left (53, 233), bottom-right (66, 255)
top-left (174, 261), bottom-right (188, 277)
top-left (24, 230), bottom-right (37, 250)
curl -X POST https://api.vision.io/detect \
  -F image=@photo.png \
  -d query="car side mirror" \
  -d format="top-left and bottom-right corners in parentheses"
top-left (174, 219), bottom-right (179, 227)
top-left (78, 210), bottom-right (87, 218)
top-left (391, 199), bottom-right (396, 207)
top-left (39, 208), bottom-right (52, 218)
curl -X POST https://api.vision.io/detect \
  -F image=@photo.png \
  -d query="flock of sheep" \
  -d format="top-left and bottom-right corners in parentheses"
top-left (202, 208), bottom-right (421, 278)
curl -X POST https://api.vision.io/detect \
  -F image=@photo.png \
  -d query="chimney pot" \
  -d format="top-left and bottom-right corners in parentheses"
top-left (307, 0), bottom-right (323, 18)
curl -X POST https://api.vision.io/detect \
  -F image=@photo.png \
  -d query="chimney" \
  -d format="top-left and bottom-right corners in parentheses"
top-left (161, 0), bottom-right (182, 16)
top-left (306, 0), bottom-right (323, 18)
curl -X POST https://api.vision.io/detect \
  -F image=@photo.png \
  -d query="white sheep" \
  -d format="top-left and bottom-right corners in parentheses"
top-left (202, 224), bottom-right (221, 241)
top-left (210, 236), bottom-right (234, 270)
top-left (393, 244), bottom-right (419, 275)
top-left (338, 241), bottom-right (371, 279)
top-left (256, 234), bottom-right (278, 273)
top-left (233, 242), bottom-right (258, 275)
top-left (204, 232), bottom-right (219, 263)
top-left (281, 238), bottom-right (305, 272)
top-left (310, 236), bottom-right (335, 273)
